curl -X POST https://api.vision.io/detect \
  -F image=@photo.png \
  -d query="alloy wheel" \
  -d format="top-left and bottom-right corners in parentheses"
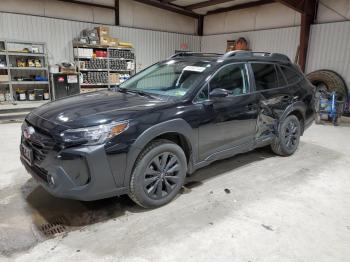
top-left (284, 120), bottom-right (299, 150)
top-left (143, 152), bottom-right (181, 200)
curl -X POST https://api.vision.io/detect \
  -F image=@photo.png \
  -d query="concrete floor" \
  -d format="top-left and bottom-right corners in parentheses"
top-left (0, 119), bottom-right (350, 262)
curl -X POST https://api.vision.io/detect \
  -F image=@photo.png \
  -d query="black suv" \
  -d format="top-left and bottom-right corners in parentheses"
top-left (20, 51), bottom-right (315, 208)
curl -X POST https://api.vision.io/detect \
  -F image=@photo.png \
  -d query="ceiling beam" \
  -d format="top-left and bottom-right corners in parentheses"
top-left (57, 0), bottom-right (115, 10)
top-left (160, 0), bottom-right (177, 3)
top-left (274, 0), bottom-right (305, 13)
top-left (207, 0), bottom-right (275, 15)
top-left (132, 0), bottom-right (199, 18)
top-left (185, 0), bottom-right (234, 10)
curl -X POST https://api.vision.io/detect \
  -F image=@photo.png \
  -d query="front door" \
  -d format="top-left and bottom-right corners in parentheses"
top-left (197, 63), bottom-right (258, 161)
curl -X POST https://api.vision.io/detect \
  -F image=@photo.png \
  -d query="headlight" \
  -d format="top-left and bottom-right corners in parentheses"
top-left (60, 121), bottom-right (129, 146)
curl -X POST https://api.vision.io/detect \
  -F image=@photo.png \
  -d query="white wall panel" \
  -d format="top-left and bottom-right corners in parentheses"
top-left (0, 0), bottom-right (198, 34)
top-left (0, 13), bottom-right (200, 71)
top-left (201, 26), bottom-right (300, 62)
top-left (203, 3), bottom-right (300, 35)
top-left (119, 0), bottom-right (197, 34)
top-left (307, 21), bottom-right (350, 86)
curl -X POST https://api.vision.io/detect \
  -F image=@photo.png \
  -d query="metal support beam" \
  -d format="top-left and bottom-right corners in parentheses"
top-left (274, 0), bottom-right (318, 71)
top-left (197, 15), bottom-right (204, 36)
top-left (299, 13), bottom-right (312, 71)
top-left (115, 0), bottom-right (119, 26)
top-left (298, 0), bottom-right (318, 72)
top-left (207, 0), bottom-right (275, 15)
top-left (132, 0), bottom-right (199, 18)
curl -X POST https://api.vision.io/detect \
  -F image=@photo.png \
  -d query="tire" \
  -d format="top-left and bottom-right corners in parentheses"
top-left (129, 139), bottom-right (187, 208)
top-left (271, 115), bottom-right (301, 156)
top-left (306, 70), bottom-right (348, 102)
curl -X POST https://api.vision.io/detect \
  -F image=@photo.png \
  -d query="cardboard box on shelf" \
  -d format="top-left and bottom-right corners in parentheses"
top-left (0, 75), bottom-right (9, 82)
top-left (118, 42), bottom-right (134, 48)
top-left (109, 73), bottom-right (120, 84)
top-left (60, 68), bottom-right (76, 74)
top-left (100, 36), bottom-right (109, 46)
top-left (100, 36), bottom-right (119, 47)
top-left (108, 37), bottom-right (118, 47)
top-left (96, 26), bottom-right (109, 37)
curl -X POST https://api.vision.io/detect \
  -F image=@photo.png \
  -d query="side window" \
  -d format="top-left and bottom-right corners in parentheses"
top-left (251, 63), bottom-right (278, 91)
top-left (209, 63), bottom-right (249, 96)
top-left (194, 84), bottom-right (209, 102)
top-left (276, 66), bottom-right (287, 86)
top-left (280, 65), bottom-right (301, 84)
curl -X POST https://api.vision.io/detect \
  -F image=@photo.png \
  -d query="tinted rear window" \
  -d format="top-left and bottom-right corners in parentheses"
top-left (280, 65), bottom-right (301, 84)
top-left (251, 63), bottom-right (278, 91)
top-left (276, 66), bottom-right (287, 86)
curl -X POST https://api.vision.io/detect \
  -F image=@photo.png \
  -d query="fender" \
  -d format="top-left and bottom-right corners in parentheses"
top-left (122, 118), bottom-right (196, 187)
top-left (279, 101), bottom-right (307, 133)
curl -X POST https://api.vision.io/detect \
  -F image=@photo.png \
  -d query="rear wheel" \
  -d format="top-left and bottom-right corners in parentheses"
top-left (271, 115), bottom-right (301, 156)
top-left (129, 139), bottom-right (187, 208)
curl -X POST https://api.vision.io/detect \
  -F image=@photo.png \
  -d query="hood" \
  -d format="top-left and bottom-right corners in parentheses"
top-left (27, 90), bottom-right (169, 130)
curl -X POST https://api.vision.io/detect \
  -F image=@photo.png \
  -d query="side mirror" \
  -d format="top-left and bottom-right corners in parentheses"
top-left (210, 88), bottom-right (229, 98)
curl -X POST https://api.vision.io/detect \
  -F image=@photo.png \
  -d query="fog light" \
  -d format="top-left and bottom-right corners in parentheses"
top-left (47, 174), bottom-right (55, 187)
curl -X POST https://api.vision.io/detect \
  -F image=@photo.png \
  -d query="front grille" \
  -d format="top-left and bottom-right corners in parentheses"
top-left (25, 137), bottom-right (55, 162)
top-left (22, 125), bottom-right (56, 163)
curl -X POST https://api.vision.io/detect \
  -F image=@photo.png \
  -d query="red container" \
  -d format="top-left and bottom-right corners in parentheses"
top-left (95, 50), bottom-right (107, 57)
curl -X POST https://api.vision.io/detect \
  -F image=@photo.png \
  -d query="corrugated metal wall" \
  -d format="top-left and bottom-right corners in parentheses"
top-left (201, 27), bottom-right (301, 62)
top-left (202, 22), bottom-right (350, 89)
top-left (0, 12), bottom-right (201, 71)
top-left (307, 21), bottom-right (350, 86)
top-left (1, 12), bottom-right (350, 88)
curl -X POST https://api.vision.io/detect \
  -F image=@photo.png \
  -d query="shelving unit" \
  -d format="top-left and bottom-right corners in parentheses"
top-left (0, 40), bottom-right (50, 103)
top-left (73, 44), bottom-right (136, 91)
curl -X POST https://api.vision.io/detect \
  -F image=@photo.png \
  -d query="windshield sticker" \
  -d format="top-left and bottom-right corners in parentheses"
top-left (175, 90), bottom-right (186, 96)
top-left (183, 66), bottom-right (206, 73)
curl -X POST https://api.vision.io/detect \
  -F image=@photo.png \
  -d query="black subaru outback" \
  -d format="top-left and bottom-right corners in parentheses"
top-left (20, 51), bottom-right (315, 208)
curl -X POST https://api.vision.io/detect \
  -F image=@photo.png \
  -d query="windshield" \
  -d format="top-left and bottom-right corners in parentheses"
top-left (119, 60), bottom-right (212, 98)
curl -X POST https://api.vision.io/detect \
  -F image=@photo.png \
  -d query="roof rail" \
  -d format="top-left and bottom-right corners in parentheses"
top-left (221, 50), bottom-right (291, 62)
top-left (169, 52), bottom-right (223, 59)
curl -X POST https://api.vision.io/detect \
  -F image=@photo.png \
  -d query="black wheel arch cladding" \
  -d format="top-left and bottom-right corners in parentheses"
top-left (123, 119), bottom-right (195, 187)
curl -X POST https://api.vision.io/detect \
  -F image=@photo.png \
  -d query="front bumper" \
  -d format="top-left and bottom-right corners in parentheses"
top-left (20, 142), bottom-right (128, 201)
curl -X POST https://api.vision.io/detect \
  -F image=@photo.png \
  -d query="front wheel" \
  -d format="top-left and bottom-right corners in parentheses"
top-left (271, 115), bottom-right (301, 156)
top-left (129, 139), bottom-right (187, 208)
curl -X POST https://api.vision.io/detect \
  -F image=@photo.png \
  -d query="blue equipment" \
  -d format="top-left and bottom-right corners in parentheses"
top-left (315, 90), bottom-right (344, 126)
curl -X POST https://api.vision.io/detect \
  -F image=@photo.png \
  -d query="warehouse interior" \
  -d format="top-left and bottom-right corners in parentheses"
top-left (0, 0), bottom-right (350, 261)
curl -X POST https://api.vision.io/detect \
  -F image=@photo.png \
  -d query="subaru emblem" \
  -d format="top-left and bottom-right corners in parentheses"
top-left (23, 126), bottom-right (35, 139)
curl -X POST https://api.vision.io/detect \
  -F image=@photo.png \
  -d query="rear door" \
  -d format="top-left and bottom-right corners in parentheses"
top-left (196, 63), bottom-right (259, 161)
top-left (250, 62), bottom-right (294, 140)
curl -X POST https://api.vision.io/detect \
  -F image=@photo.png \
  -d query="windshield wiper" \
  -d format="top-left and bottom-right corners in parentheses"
top-left (134, 90), bottom-right (157, 99)
top-left (117, 87), bottom-right (157, 99)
